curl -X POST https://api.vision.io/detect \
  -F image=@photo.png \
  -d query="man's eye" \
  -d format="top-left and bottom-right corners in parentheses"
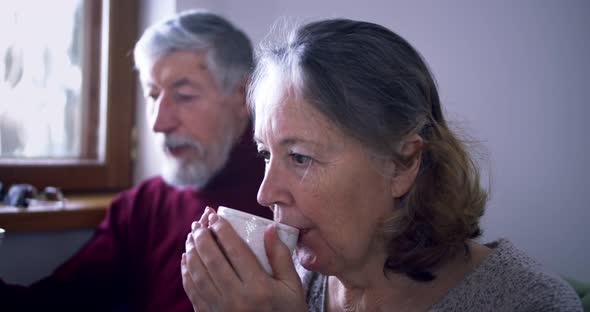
top-left (290, 153), bottom-right (311, 165)
top-left (174, 93), bottom-right (198, 102)
top-left (146, 93), bottom-right (159, 101)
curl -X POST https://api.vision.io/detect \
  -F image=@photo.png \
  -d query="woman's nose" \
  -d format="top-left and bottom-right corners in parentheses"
top-left (257, 161), bottom-right (288, 208)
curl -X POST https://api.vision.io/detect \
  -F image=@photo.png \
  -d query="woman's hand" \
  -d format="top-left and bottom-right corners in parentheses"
top-left (181, 207), bottom-right (306, 312)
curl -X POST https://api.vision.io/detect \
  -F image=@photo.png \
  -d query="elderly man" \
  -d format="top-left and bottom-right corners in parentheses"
top-left (0, 10), bottom-right (270, 311)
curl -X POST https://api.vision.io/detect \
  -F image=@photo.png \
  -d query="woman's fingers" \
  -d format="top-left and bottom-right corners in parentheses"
top-left (197, 206), bottom-right (215, 228)
top-left (264, 224), bottom-right (299, 281)
top-left (207, 212), bottom-right (267, 282)
top-left (184, 230), bottom-right (221, 302)
top-left (181, 253), bottom-right (212, 312)
top-left (191, 220), bottom-right (241, 292)
top-left (264, 224), bottom-right (304, 299)
top-left (183, 210), bottom-right (307, 311)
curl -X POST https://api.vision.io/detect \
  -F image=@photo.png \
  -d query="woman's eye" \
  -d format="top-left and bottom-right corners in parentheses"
top-left (257, 150), bottom-right (270, 162)
top-left (290, 153), bottom-right (311, 165)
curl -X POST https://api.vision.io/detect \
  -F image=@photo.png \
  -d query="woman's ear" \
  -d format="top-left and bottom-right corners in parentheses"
top-left (391, 134), bottom-right (423, 198)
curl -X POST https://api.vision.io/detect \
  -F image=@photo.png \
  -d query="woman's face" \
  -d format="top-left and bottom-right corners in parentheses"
top-left (254, 93), bottom-right (396, 275)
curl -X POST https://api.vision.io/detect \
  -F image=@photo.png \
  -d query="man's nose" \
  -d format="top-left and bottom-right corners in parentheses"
top-left (151, 94), bottom-right (178, 133)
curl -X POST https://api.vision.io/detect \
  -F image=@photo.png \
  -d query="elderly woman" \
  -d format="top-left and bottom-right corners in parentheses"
top-left (182, 19), bottom-right (582, 311)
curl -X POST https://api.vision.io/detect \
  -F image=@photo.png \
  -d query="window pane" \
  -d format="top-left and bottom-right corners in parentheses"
top-left (0, 0), bottom-right (101, 160)
top-left (0, 0), bottom-right (136, 191)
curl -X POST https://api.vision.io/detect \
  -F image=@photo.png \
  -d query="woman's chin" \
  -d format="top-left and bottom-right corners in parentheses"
top-left (295, 247), bottom-right (323, 271)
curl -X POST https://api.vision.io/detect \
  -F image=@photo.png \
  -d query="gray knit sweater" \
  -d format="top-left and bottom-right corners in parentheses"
top-left (296, 239), bottom-right (583, 311)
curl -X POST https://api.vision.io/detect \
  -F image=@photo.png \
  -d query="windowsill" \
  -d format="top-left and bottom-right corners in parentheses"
top-left (0, 193), bottom-right (114, 232)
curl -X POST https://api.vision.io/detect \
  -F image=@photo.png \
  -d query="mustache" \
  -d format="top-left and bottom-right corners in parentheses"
top-left (163, 135), bottom-right (203, 151)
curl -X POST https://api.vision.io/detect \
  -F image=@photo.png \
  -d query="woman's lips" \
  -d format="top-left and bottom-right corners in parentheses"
top-left (273, 215), bottom-right (312, 243)
top-left (297, 228), bottom-right (311, 244)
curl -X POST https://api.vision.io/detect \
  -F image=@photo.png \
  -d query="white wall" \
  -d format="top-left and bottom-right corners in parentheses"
top-left (170, 0), bottom-right (590, 280)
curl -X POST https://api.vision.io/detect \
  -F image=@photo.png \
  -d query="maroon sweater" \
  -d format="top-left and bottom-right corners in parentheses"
top-left (0, 130), bottom-right (271, 311)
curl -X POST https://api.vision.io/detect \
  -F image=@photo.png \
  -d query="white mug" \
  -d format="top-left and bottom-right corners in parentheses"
top-left (217, 206), bottom-right (299, 275)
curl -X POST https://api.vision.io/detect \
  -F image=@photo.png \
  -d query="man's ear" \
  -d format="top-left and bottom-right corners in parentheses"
top-left (234, 77), bottom-right (250, 119)
top-left (391, 134), bottom-right (423, 198)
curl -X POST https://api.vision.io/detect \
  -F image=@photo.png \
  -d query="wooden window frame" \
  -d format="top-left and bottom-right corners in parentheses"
top-left (0, 0), bottom-right (139, 192)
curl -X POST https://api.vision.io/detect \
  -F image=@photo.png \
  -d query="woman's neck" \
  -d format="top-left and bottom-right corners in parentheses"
top-left (325, 240), bottom-right (492, 312)
top-left (326, 269), bottom-right (431, 312)
top-left (325, 246), bottom-right (420, 312)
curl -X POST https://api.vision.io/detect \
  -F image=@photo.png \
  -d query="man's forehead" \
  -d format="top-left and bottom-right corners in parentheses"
top-left (142, 72), bottom-right (212, 93)
top-left (143, 51), bottom-right (210, 83)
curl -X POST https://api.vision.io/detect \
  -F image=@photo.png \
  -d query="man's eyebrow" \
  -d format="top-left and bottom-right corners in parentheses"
top-left (171, 77), bottom-right (199, 89)
top-left (142, 78), bottom-right (198, 90)
top-left (142, 80), bottom-right (155, 89)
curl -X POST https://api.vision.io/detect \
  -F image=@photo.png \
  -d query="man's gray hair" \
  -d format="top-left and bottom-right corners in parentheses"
top-left (134, 10), bottom-right (253, 94)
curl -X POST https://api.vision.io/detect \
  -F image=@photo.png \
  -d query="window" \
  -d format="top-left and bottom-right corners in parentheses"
top-left (0, 0), bottom-right (139, 191)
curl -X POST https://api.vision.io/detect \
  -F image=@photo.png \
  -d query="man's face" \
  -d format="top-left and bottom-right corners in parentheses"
top-left (141, 50), bottom-right (246, 187)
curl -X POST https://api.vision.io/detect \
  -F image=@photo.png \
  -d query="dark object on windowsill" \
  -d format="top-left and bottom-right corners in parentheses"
top-left (0, 182), bottom-right (5, 202)
top-left (27, 186), bottom-right (66, 208)
top-left (3, 184), bottom-right (38, 208)
top-left (37, 186), bottom-right (64, 202)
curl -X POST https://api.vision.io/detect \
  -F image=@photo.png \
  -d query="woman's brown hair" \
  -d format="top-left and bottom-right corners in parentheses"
top-left (248, 18), bottom-right (488, 281)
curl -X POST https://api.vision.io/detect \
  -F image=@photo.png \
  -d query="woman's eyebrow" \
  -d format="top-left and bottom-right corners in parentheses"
top-left (278, 137), bottom-right (307, 147)
top-left (254, 135), bottom-right (324, 149)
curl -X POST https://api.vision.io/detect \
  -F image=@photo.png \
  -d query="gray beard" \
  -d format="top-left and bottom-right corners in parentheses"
top-left (160, 133), bottom-right (235, 189)
top-left (162, 158), bottom-right (213, 189)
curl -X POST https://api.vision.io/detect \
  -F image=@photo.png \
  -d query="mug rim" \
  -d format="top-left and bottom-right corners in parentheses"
top-left (217, 206), bottom-right (299, 235)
